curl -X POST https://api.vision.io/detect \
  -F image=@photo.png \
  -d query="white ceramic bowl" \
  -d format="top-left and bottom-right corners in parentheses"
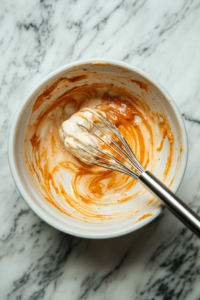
top-left (8, 59), bottom-right (188, 239)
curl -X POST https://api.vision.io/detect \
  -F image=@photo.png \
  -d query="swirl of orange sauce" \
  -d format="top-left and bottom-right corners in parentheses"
top-left (24, 82), bottom-right (174, 222)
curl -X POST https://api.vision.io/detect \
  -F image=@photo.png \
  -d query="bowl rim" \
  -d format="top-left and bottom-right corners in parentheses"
top-left (8, 58), bottom-right (188, 239)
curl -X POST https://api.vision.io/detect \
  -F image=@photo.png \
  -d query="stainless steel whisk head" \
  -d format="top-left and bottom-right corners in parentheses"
top-left (77, 109), bottom-right (145, 179)
top-left (76, 109), bottom-right (200, 238)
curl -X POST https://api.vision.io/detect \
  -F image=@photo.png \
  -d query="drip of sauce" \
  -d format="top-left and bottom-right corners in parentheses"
top-left (24, 81), bottom-right (174, 222)
top-left (137, 213), bottom-right (153, 222)
top-left (92, 62), bottom-right (107, 65)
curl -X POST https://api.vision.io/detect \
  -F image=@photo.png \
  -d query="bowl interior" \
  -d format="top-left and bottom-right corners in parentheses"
top-left (10, 61), bottom-right (187, 238)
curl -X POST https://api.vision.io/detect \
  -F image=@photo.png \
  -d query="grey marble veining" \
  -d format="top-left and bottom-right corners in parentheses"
top-left (1, 0), bottom-right (200, 299)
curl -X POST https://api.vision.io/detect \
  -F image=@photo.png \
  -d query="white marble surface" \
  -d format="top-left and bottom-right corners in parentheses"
top-left (0, 0), bottom-right (200, 299)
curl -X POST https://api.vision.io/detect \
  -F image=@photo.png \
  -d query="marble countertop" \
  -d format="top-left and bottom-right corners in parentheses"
top-left (1, 0), bottom-right (200, 299)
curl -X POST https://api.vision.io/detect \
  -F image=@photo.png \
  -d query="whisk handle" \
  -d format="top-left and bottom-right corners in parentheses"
top-left (139, 171), bottom-right (200, 238)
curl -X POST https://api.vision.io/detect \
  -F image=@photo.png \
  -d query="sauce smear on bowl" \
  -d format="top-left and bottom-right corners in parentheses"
top-left (24, 82), bottom-right (174, 222)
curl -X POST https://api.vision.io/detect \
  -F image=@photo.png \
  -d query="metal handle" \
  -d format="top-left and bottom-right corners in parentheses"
top-left (138, 171), bottom-right (200, 238)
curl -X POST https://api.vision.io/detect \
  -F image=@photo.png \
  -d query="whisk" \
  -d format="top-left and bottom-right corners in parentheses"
top-left (77, 110), bottom-right (200, 237)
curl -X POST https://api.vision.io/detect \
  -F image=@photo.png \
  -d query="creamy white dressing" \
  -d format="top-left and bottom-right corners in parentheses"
top-left (59, 108), bottom-right (108, 161)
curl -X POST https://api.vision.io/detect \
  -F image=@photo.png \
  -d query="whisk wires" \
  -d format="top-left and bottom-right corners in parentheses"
top-left (77, 109), bottom-right (145, 179)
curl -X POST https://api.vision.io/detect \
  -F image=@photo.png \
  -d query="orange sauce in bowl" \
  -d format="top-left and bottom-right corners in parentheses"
top-left (24, 80), bottom-right (174, 222)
